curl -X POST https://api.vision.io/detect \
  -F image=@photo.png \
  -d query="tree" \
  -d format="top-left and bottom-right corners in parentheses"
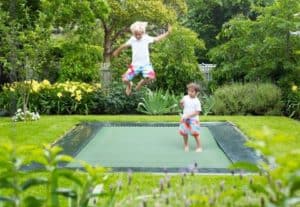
top-left (208, 0), bottom-right (300, 87)
top-left (0, 0), bottom-right (51, 112)
top-left (184, 0), bottom-right (274, 62)
top-left (40, 0), bottom-right (110, 82)
top-left (152, 25), bottom-right (205, 93)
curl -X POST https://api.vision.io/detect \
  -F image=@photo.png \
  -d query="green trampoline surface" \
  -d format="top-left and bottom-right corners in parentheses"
top-left (55, 122), bottom-right (260, 173)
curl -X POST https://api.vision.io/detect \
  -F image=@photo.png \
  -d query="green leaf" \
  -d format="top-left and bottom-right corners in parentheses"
top-left (249, 183), bottom-right (268, 195)
top-left (24, 196), bottom-right (45, 207)
top-left (57, 169), bottom-right (83, 187)
top-left (229, 161), bottom-right (261, 172)
top-left (289, 171), bottom-right (300, 195)
top-left (56, 188), bottom-right (77, 198)
top-left (0, 196), bottom-right (15, 203)
top-left (22, 178), bottom-right (48, 191)
top-left (0, 178), bottom-right (14, 189)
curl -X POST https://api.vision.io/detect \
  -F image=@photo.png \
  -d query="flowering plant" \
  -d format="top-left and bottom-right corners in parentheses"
top-left (12, 109), bottom-right (40, 122)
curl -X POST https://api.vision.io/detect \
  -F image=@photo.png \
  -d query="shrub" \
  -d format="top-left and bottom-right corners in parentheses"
top-left (99, 82), bottom-right (146, 114)
top-left (0, 80), bottom-right (101, 115)
top-left (59, 42), bottom-right (103, 82)
top-left (137, 88), bottom-right (180, 115)
top-left (212, 83), bottom-right (282, 115)
top-left (201, 94), bottom-right (215, 116)
top-left (284, 85), bottom-right (300, 119)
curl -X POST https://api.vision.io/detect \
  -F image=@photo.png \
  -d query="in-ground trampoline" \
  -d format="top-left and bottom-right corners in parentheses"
top-left (54, 122), bottom-right (261, 173)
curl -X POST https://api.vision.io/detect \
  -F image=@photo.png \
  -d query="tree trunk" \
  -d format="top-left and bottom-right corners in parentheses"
top-left (100, 62), bottom-right (111, 88)
top-left (100, 32), bottom-right (112, 87)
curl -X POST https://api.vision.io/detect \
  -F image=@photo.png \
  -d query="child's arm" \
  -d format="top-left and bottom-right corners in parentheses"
top-left (112, 44), bottom-right (130, 57)
top-left (179, 98), bottom-right (184, 109)
top-left (154, 25), bottom-right (172, 42)
top-left (182, 111), bottom-right (200, 119)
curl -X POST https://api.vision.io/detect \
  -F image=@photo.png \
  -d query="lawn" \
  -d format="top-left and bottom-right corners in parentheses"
top-left (0, 115), bottom-right (299, 206)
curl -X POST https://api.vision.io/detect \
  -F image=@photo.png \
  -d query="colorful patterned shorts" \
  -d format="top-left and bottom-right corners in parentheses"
top-left (179, 118), bottom-right (200, 136)
top-left (122, 64), bottom-right (156, 81)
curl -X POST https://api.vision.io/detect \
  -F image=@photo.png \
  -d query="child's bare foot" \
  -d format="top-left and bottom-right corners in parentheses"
top-left (125, 82), bottom-right (133, 96)
top-left (184, 146), bottom-right (189, 152)
top-left (195, 148), bottom-right (202, 152)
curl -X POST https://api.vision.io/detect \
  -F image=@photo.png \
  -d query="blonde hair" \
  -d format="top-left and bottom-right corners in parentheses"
top-left (130, 21), bottom-right (148, 33)
top-left (187, 83), bottom-right (200, 93)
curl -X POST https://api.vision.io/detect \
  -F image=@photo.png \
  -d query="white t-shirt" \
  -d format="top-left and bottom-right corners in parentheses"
top-left (182, 95), bottom-right (202, 121)
top-left (125, 34), bottom-right (154, 67)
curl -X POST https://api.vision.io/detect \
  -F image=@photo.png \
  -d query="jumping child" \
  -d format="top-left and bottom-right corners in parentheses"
top-left (112, 21), bottom-right (172, 95)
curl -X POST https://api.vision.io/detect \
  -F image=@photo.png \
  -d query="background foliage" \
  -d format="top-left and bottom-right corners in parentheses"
top-left (211, 82), bottom-right (282, 115)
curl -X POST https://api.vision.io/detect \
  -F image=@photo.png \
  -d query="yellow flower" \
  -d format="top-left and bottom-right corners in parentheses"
top-left (42, 79), bottom-right (50, 85)
top-left (42, 79), bottom-right (51, 88)
top-left (9, 87), bottom-right (15, 92)
top-left (69, 86), bottom-right (76, 93)
top-left (86, 88), bottom-right (93, 93)
top-left (75, 94), bottom-right (82, 102)
top-left (57, 92), bottom-right (63, 98)
top-left (75, 90), bottom-right (82, 95)
top-left (31, 83), bottom-right (39, 93)
top-left (95, 83), bottom-right (101, 88)
top-left (292, 85), bottom-right (298, 91)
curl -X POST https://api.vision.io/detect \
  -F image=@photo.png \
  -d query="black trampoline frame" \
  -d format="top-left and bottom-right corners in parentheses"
top-left (52, 121), bottom-right (261, 173)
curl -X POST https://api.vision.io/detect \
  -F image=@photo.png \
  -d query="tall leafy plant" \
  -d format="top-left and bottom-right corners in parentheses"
top-left (137, 88), bottom-right (180, 115)
top-left (0, 144), bottom-right (112, 207)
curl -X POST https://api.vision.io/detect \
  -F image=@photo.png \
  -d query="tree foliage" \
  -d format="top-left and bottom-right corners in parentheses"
top-left (184, 0), bottom-right (274, 62)
top-left (208, 0), bottom-right (300, 88)
top-left (40, 0), bottom-right (110, 82)
top-left (152, 25), bottom-right (205, 93)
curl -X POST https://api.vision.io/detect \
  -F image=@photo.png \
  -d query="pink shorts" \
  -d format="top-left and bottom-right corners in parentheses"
top-left (122, 64), bottom-right (155, 81)
top-left (179, 118), bottom-right (200, 136)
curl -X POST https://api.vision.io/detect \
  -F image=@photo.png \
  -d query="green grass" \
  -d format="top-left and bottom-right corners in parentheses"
top-left (0, 115), bottom-right (299, 206)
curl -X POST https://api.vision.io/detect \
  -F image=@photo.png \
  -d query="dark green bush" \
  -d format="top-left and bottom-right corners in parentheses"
top-left (59, 42), bottom-right (102, 82)
top-left (212, 83), bottom-right (282, 115)
top-left (99, 82), bottom-right (145, 114)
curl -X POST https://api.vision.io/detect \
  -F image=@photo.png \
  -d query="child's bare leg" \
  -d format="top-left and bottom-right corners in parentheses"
top-left (123, 79), bottom-right (133, 96)
top-left (193, 134), bottom-right (202, 152)
top-left (182, 135), bottom-right (189, 151)
top-left (135, 78), bottom-right (153, 90)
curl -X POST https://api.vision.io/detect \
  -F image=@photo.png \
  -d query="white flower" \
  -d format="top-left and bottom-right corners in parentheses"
top-left (12, 109), bottom-right (41, 122)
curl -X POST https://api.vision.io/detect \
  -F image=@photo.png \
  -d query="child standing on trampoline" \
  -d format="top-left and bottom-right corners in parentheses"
top-left (112, 21), bottom-right (172, 95)
top-left (179, 83), bottom-right (202, 152)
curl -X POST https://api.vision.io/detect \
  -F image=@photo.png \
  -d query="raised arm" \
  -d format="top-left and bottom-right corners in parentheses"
top-left (154, 25), bottom-right (172, 42)
top-left (112, 44), bottom-right (130, 57)
top-left (179, 98), bottom-right (184, 109)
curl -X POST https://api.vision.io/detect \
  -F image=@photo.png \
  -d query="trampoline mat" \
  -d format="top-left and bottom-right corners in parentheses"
top-left (54, 122), bottom-right (261, 173)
